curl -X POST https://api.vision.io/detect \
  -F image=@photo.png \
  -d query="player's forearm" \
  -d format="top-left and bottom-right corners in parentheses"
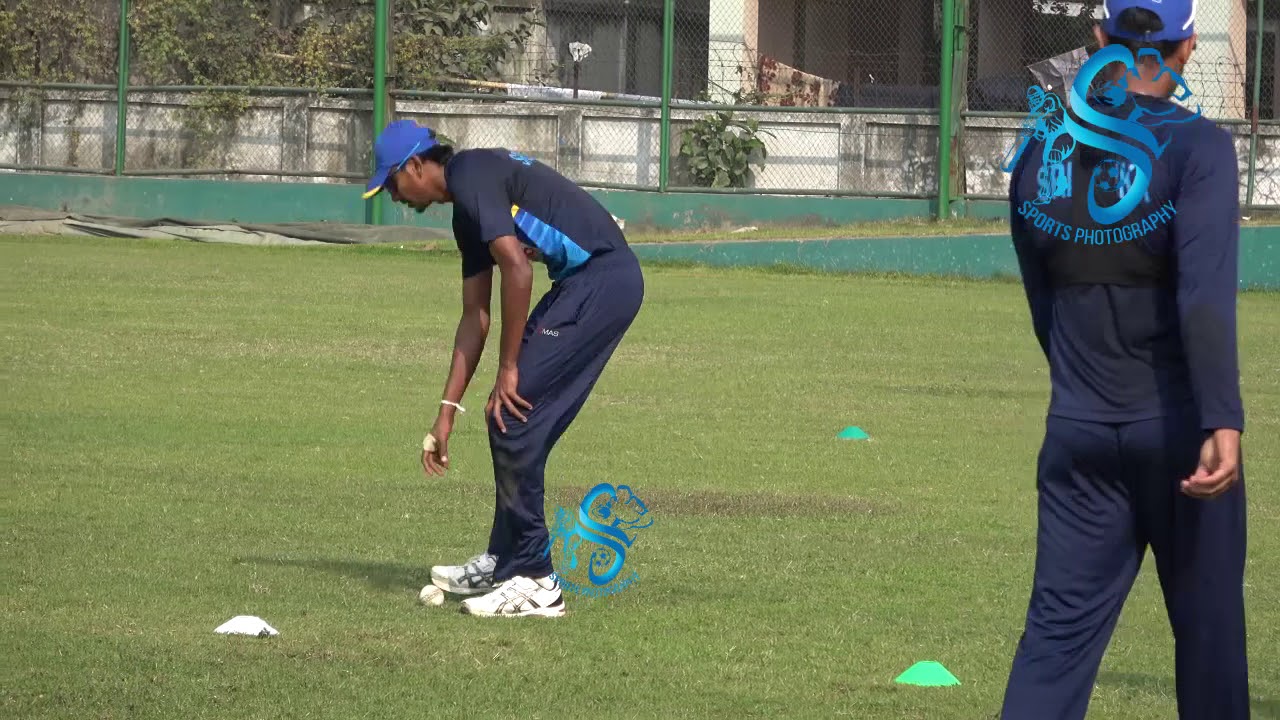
top-left (496, 263), bottom-right (533, 372)
top-left (438, 308), bottom-right (489, 421)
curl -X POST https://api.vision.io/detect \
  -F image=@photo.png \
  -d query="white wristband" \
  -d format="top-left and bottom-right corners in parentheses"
top-left (441, 400), bottom-right (466, 413)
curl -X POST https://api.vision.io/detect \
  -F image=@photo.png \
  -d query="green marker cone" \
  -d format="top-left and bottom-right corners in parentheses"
top-left (894, 661), bottom-right (960, 687)
top-left (838, 426), bottom-right (869, 440)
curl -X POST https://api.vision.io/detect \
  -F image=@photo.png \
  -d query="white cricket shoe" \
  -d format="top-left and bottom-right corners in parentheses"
top-left (430, 552), bottom-right (497, 596)
top-left (459, 575), bottom-right (565, 618)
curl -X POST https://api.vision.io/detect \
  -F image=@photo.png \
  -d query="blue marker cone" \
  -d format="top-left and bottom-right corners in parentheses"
top-left (838, 426), bottom-right (870, 440)
top-left (894, 661), bottom-right (960, 687)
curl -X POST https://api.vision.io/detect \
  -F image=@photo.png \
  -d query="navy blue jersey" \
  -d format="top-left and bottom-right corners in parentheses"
top-left (1010, 92), bottom-right (1244, 432)
top-left (447, 148), bottom-right (628, 281)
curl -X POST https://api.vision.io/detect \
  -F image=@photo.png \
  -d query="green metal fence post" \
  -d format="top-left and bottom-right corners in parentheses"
top-left (1247, 0), bottom-right (1264, 209)
top-left (370, 0), bottom-right (390, 225)
top-left (658, 0), bottom-right (675, 191)
top-left (936, 0), bottom-right (956, 220)
top-left (947, 0), bottom-right (970, 217)
top-left (114, 0), bottom-right (130, 176)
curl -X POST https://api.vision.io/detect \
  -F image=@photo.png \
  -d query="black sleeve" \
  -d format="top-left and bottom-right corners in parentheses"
top-left (1009, 149), bottom-right (1053, 360)
top-left (454, 211), bottom-right (496, 279)
top-left (1171, 127), bottom-right (1245, 432)
top-left (448, 153), bottom-right (516, 246)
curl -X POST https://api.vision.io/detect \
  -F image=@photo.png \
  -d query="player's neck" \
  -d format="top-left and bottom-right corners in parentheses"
top-left (1102, 70), bottom-right (1176, 101)
top-left (1125, 84), bottom-right (1169, 99)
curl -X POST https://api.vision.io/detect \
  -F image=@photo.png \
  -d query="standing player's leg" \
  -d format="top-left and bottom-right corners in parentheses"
top-left (484, 326), bottom-right (632, 584)
top-left (1127, 414), bottom-right (1250, 720)
top-left (483, 286), bottom-right (562, 566)
top-left (478, 281), bottom-right (586, 588)
top-left (463, 254), bottom-right (643, 618)
top-left (1001, 417), bottom-right (1146, 720)
top-left (429, 288), bottom-right (562, 597)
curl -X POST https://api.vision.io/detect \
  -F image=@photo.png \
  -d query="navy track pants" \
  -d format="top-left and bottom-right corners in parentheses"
top-left (1001, 413), bottom-right (1249, 720)
top-left (485, 249), bottom-right (644, 583)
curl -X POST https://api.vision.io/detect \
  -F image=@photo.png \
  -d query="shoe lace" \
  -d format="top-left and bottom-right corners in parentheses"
top-left (498, 577), bottom-right (533, 600)
top-left (464, 554), bottom-right (495, 573)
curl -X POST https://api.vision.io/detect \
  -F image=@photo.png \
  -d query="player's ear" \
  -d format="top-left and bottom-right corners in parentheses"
top-left (1181, 34), bottom-right (1198, 62)
top-left (1163, 38), bottom-right (1194, 74)
top-left (404, 156), bottom-right (424, 179)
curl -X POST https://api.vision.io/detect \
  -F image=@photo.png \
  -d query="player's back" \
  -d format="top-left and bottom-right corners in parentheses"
top-left (1011, 93), bottom-right (1238, 424)
top-left (451, 147), bottom-right (627, 254)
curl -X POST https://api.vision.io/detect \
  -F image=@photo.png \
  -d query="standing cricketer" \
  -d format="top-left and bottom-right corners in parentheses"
top-left (363, 119), bottom-right (644, 618)
top-left (1001, 1), bottom-right (1249, 718)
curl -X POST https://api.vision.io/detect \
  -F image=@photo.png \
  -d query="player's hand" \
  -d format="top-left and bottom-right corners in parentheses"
top-left (422, 416), bottom-right (452, 477)
top-left (1181, 429), bottom-right (1241, 499)
top-left (486, 366), bottom-right (531, 434)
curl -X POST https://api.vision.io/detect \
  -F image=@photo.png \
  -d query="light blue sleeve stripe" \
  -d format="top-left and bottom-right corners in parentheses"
top-left (512, 206), bottom-right (592, 281)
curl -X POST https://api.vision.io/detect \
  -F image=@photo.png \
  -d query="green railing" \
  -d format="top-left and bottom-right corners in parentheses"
top-left (1, 0), bottom-right (1277, 221)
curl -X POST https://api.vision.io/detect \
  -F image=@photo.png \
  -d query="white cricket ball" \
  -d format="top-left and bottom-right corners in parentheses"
top-left (418, 584), bottom-right (446, 606)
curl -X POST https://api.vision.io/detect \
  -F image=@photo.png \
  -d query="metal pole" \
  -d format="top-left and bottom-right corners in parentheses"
top-left (619, 8), bottom-right (630, 93)
top-left (936, 0), bottom-right (956, 221)
top-left (115, 0), bottom-right (130, 176)
top-left (658, 0), bottom-right (675, 191)
top-left (1246, 0), bottom-right (1264, 209)
top-left (370, 0), bottom-right (389, 225)
top-left (949, 0), bottom-right (969, 217)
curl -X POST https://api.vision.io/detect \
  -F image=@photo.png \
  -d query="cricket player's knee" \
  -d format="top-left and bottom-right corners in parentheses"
top-left (488, 433), bottom-right (525, 471)
top-left (489, 424), bottom-right (550, 474)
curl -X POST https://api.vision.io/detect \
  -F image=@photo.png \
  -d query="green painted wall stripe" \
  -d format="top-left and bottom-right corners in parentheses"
top-left (2, 174), bottom-right (371, 225)
top-left (2, 173), bottom-right (1276, 289)
top-left (632, 231), bottom-right (1280, 290)
top-left (591, 190), bottom-right (935, 230)
top-left (0, 173), bottom-right (934, 231)
top-left (632, 234), bottom-right (1019, 278)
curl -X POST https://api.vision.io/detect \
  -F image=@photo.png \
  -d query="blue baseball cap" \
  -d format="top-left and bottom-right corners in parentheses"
top-left (1102, 0), bottom-right (1196, 42)
top-left (362, 119), bottom-right (440, 200)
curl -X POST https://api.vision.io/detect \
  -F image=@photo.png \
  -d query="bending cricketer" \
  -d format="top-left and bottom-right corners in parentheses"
top-left (363, 120), bottom-right (644, 618)
top-left (1001, 1), bottom-right (1248, 718)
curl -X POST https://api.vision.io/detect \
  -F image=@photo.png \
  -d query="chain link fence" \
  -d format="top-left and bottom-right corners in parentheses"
top-left (663, 0), bottom-right (943, 194)
top-left (0, 0), bottom-right (121, 173)
top-left (2, 0), bottom-right (1279, 208)
top-left (389, 0), bottom-right (665, 190)
top-left (1247, 1), bottom-right (1276, 121)
top-left (1244, 0), bottom-right (1280, 206)
top-left (122, 0), bottom-right (374, 181)
top-left (965, 0), bottom-right (1275, 205)
top-left (967, 0), bottom-right (1259, 115)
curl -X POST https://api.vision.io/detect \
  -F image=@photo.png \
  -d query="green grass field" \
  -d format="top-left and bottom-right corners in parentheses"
top-left (4, 234), bottom-right (1278, 719)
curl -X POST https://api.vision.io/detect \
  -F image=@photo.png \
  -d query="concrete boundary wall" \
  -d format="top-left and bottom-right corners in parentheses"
top-left (6, 89), bottom-right (1280, 201)
top-left (1, 90), bottom-right (943, 195)
top-left (1, 172), bottom-right (1276, 290)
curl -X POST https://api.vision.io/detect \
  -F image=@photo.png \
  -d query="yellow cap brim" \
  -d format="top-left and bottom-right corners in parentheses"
top-left (362, 186), bottom-right (383, 200)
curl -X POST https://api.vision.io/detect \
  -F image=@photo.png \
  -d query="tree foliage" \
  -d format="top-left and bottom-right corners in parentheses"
top-left (2, 0), bottom-right (540, 90)
top-left (0, 0), bottom-right (118, 84)
top-left (0, 0), bottom-right (539, 167)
